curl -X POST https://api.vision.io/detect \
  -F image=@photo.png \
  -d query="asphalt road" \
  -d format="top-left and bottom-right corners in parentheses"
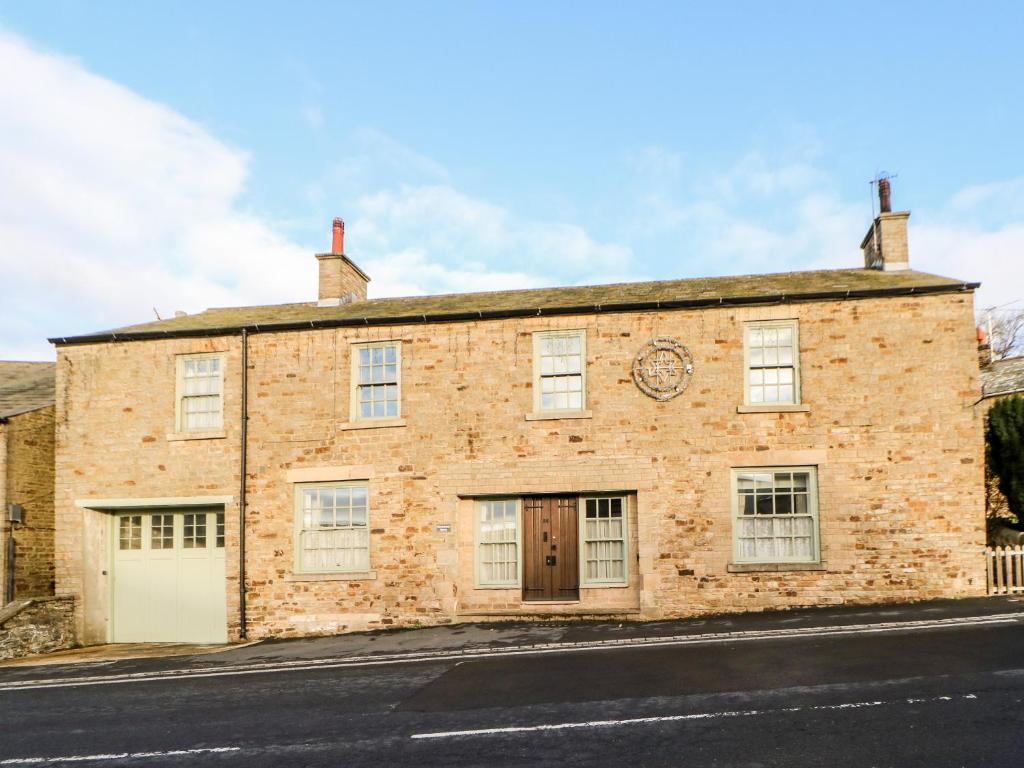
top-left (3, 618), bottom-right (1024, 766)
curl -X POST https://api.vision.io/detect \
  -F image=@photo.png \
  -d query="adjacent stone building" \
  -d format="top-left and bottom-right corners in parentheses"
top-left (0, 362), bottom-right (56, 604)
top-left (51, 199), bottom-right (987, 645)
top-left (980, 355), bottom-right (1024, 404)
top-left (977, 348), bottom-right (1024, 525)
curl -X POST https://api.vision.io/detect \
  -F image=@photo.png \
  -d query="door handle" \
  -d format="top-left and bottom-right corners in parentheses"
top-left (543, 532), bottom-right (548, 542)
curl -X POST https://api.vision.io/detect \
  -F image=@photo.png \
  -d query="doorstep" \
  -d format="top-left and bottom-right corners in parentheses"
top-left (458, 607), bottom-right (643, 618)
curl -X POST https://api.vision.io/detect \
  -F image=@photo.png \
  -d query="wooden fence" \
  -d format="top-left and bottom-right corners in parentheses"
top-left (986, 546), bottom-right (1024, 595)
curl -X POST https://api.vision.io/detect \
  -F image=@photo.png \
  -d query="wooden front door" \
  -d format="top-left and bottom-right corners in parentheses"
top-left (523, 496), bottom-right (579, 602)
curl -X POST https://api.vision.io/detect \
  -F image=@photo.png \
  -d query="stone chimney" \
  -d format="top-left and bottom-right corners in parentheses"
top-left (978, 325), bottom-right (992, 369)
top-left (316, 218), bottom-right (370, 306)
top-left (861, 176), bottom-right (910, 271)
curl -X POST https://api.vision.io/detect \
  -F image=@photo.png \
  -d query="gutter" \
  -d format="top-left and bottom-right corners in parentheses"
top-left (47, 282), bottom-right (980, 347)
top-left (978, 387), bottom-right (1024, 403)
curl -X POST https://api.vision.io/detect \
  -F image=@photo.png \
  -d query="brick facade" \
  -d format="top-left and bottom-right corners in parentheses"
top-left (1, 405), bottom-right (56, 601)
top-left (54, 289), bottom-right (986, 644)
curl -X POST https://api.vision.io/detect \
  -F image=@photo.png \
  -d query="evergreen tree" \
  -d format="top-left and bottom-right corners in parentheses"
top-left (987, 396), bottom-right (1024, 521)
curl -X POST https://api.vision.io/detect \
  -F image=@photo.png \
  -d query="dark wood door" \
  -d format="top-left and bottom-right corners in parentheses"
top-left (523, 496), bottom-right (579, 602)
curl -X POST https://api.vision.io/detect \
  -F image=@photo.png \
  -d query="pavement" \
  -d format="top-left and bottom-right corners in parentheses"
top-left (0, 640), bottom-right (251, 668)
top-left (3, 596), bottom-right (1024, 766)
top-left (1, 595), bottom-right (1023, 685)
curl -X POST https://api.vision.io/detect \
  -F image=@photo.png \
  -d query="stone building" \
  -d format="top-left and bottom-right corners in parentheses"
top-left (0, 362), bottom-right (56, 604)
top-left (977, 345), bottom-right (1024, 526)
top-left (51, 200), bottom-right (987, 646)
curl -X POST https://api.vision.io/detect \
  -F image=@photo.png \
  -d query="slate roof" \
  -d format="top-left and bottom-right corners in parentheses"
top-left (982, 356), bottom-right (1024, 399)
top-left (49, 267), bottom-right (977, 345)
top-left (0, 362), bottom-right (56, 419)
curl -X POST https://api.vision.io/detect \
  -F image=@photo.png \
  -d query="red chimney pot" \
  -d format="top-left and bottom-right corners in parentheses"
top-left (878, 177), bottom-right (892, 213)
top-left (331, 217), bottom-right (345, 255)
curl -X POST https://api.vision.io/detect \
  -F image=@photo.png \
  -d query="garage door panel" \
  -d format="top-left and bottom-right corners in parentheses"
top-left (111, 559), bottom-right (149, 643)
top-left (178, 552), bottom-right (226, 643)
top-left (112, 509), bottom-right (227, 644)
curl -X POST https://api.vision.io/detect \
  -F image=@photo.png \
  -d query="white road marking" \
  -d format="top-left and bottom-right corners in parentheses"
top-left (0, 747), bottom-right (239, 764)
top-left (0, 613), bottom-right (1020, 692)
top-left (410, 693), bottom-right (977, 739)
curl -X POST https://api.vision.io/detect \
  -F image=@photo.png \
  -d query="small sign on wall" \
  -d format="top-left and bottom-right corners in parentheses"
top-left (436, 523), bottom-right (452, 534)
top-left (7, 504), bottom-right (23, 524)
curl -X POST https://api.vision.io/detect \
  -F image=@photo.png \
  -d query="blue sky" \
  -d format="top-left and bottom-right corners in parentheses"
top-left (1, 2), bottom-right (1022, 359)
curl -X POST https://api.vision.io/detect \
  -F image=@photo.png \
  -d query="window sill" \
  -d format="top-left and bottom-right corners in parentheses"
top-left (525, 409), bottom-right (593, 421)
top-left (736, 404), bottom-right (810, 414)
top-left (166, 430), bottom-right (226, 441)
top-left (581, 581), bottom-right (630, 589)
top-left (339, 418), bottom-right (406, 431)
top-left (727, 562), bottom-right (826, 573)
top-left (285, 571), bottom-right (377, 582)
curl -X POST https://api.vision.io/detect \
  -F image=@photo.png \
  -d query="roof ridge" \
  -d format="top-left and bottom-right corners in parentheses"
top-left (153, 267), bottom-right (956, 320)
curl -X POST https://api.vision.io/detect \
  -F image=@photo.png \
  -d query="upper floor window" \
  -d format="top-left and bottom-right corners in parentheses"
top-left (533, 330), bottom-right (586, 412)
top-left (351, 341), bottom-right (400, 421)
top-left (744, 321), bottom-right (799, 405)
top-left (176, 353), bottom-right (224, 432)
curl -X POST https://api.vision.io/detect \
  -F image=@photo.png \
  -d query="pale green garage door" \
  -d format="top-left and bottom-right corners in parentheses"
top-left (111, 509), bottom-right (227, 644)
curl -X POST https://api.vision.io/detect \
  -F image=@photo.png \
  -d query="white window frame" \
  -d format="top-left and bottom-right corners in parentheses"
top-left (175, 353), bottom-right (225, 432)
top-left (578, 495), bottom-right (629, 587)
top-left (474, 498), bottom-right (522, 588)
top-left (743, 320), bottom-right (800, 406)
top-left (532, 329), bottom-right (587, 414)
top-left (350, 340), bottom-right (402, 422)
top-left (293, 481), bottom-right (371, 574)
top-left (731, 466), bottom-right (820, 565)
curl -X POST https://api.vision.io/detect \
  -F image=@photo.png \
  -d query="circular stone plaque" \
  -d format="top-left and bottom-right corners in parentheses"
top-left (632, 337), bottom-right (695, 401)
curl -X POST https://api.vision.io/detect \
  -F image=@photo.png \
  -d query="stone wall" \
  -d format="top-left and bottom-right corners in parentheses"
top-left (0, 596), bottom-right (75, 660)
top-left (55, 290), bottom-right (986, 643)
top-left (1, 406), bottom-right (56, 602)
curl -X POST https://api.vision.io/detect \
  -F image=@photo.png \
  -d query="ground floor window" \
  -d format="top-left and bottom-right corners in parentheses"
top-left (732, 467), bottom-right (819, 563)
top-left (581, 496), bottom-right (628, 585)
top-left (294, 482), bottom-right (370, 573)
top-left (475, 499), bottom-right (520, 586)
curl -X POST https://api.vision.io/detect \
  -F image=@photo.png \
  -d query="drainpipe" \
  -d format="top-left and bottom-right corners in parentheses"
top-left (1, 417), bottom-right (10, 605)
top-left (238, 328), bottom-right (249, 640)
top-left (3, 531), bottom-right (12, 605)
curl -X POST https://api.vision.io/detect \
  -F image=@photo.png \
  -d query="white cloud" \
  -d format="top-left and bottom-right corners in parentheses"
top-left (0, 31), bottom-right (633, 360)
top-left (911, 221), bottom-right (1024, 311)
top-left (623, 146), bottom-right (1024, 314)
top-left (919, 177), bottom-right (1024, 312)
top-left (2, 27), bottom-right (1020, 361)
top-left (352, 185), bottom-right (635, 296)
top-left (0, 31), bottom-right (313, 359)
top-left (623, 148), bottom-right (866, 276)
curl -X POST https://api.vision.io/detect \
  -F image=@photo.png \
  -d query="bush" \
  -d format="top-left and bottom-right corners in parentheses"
top-left (987, 396), bottom-right (1024, 522)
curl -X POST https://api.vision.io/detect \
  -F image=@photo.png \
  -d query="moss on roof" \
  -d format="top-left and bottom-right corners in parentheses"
top-left (52, 268), bottom-right (974, 344)
top-left (982, 356), bottom-right (1024, 399)
top-left (0, 361), bottom-right (55, 419)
